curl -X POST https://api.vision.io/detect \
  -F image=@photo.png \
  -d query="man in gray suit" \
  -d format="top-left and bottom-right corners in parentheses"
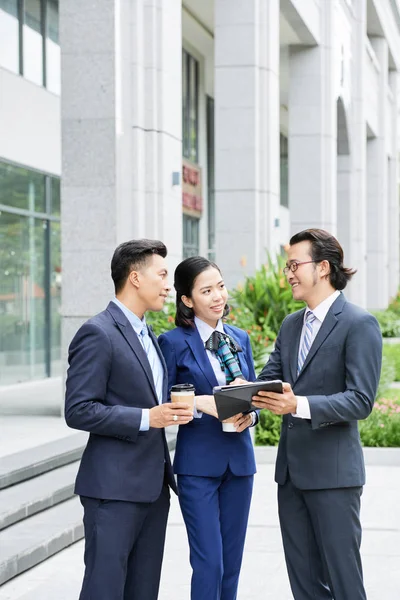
top-left (253, 229), bottom-right (382, 600)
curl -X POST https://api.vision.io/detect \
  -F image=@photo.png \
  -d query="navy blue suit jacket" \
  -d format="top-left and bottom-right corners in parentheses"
top-left (65, 301), bottom-right (176, 502)
top-left (258, 293), bottom-right (382, 490)
top-left (159, 323), bottom-right (257, 477)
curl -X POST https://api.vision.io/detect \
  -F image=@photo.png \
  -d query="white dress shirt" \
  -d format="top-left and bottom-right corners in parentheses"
top-left (294, 290), bottom-right (341, 419)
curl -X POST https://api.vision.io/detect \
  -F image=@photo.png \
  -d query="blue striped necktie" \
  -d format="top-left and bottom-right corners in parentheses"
top-left (297, 311), bottom-right (316, 375)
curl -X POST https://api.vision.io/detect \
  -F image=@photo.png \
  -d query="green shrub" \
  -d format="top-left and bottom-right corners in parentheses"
top-left (146, 301), bottom-right (176, 336)
top-left (255, 410), bottom-right (282, 446)
top-left (382, 343), bottom-right (400, 381)
top-left (388, 290), bottom-right (400, 315)
top-left (360, 395), bottom-right (400, 447)
top-left (373, 309), bottom-right (400, 338)
top-left (230, 254), bottom-right (304, 336)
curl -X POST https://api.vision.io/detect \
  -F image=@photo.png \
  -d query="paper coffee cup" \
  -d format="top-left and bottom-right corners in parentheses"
top-left (170, 383), bottom-right (195, 411)
top-left (222, 417), bottom-right (237, 433)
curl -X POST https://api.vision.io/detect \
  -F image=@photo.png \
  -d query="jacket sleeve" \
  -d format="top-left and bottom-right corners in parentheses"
top-left (308, 313), bottom-right (382, 429)
top-left (65, 322), bottom-right (142, 441)
top-left (158, 333), bottom-right (177, 402)
top-left (243, 331), bottom-right (260, 425)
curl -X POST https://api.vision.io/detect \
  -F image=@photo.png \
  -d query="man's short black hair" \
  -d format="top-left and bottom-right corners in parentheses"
top-left (111, 239), bottom-right (167, 294)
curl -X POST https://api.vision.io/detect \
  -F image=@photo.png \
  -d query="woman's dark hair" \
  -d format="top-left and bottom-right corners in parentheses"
top-left (174, 256), bottom-right (230, 328)
top-left (289, 228), bottom-right (356, 290)
top-left (111, 239), bottom-right (167, 293)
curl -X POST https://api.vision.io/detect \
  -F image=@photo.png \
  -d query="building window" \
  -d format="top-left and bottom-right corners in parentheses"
top-left (182, 50), bottom-right (199, 164)
top-left (0, 0), bottom-right (19, 74)
top-left (183, 214), bottom-right (199, 259)
top-left (280, 133), bottom-right (289, 208)
top-left (0, 161), bottom-right (61, 384)
top-left (0, 0), bottom-right (60, 94)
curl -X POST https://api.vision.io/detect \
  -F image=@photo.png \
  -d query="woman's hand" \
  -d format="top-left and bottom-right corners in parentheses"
top-left (195, 395), bottom-right (218, 418)
top-left (229, 378), bottom-right (248, 386)
top-left (231, 412), bottom-right (253, 432)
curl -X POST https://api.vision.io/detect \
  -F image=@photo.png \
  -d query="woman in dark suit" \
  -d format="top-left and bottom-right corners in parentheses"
top-left (158, 256), bottom-right (257, 600)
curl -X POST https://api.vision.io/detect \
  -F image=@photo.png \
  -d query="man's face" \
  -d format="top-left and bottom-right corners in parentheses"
top-left (136, 254), bottom-right (170, 312)
top-left (285, 241), bottom-right (319, 304)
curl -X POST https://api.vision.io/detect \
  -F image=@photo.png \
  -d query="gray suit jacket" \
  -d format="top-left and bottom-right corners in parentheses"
top-left (258, 293), bottom-right (382, 490)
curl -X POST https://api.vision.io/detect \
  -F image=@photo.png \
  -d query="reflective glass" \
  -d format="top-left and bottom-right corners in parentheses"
top-left (50, 220), bottom-right (61, 376)
top-left (23, 0), bottom-right (43, 86)
top-left (46, 0), bottom-right (60, 94)
top-left (0, 162), bottom-right (46, 212)
top-left (0, 211), bottom-right (46, 383)
top-left (0, 0), bottom-right (19, 73)
top-left (50, 177), bottom-right (60, 215)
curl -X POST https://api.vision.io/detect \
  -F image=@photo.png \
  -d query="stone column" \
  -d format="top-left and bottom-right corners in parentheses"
top-left (288, 1), bottom-right (337, 235)
top-left (366, 37), bottom-right (389, 310)
top-left (60, 0), bottom-right (182, 353)
top-left (346, 0), bottom-right (367, 307)
top-left (214, 0), bottom-right (280, 289)
top-left (388, 70), bottom-right (399, 300)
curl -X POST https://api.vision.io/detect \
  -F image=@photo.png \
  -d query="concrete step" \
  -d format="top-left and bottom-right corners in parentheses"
top-left (0, 433), bottom-right (87, 490)
top-left (0, 462), bottom-right (79, 530)
top-left (0, 496), bottom-right (83, 586)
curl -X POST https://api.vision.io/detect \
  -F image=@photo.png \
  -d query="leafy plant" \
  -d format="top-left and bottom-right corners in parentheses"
top-left (146, 301), bottom-right (176, 336)
top-left (230, 253), bottom-right (304, 336)
top-left (255, 410), bottom-right (282, 446)
top-left (372, 310), bottom-right (400, 338)
top-left (382, 343), bottom-right (400, 381)
top-left (359, 394), bottom-right (400, 447)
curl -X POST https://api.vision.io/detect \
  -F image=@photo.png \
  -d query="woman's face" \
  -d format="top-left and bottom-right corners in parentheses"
top-left (182, 266), bottom-right (228, 328)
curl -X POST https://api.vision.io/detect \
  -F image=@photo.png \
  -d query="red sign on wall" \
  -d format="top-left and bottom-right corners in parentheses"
top-left (182, 159), bottom-right (202, 215)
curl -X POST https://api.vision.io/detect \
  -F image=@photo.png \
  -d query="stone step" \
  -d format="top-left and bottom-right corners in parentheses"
top-left (0, 462), bottom-right (79, 530)
top-left (0, 433), bottom-right (87, 490)
top-left (0, 496), bottom-right (83, 586)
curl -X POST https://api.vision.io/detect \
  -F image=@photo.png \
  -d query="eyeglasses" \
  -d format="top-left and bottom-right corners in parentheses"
top-left (283, 261), bottom-right (318, 275)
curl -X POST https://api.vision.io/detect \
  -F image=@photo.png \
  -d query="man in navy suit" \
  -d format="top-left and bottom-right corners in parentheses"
top-left (65, 239), bottom-right (194, 600)
top-left (253, 229), bottom-right (382, 600)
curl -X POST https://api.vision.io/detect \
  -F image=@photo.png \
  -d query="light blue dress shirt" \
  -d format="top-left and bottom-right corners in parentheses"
top-left (112, 298), bottom-right (164, 431)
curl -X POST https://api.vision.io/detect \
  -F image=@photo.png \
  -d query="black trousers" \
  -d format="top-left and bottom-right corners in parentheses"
top-left (79, 485), bottom-right (170, 600)
top-left (278, 477), bottom-right (366, 600)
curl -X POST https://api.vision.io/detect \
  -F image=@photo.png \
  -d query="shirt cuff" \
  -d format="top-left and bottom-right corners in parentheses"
top-left (292, 396), bottom-right (311, 420)
top-left (193, 396), bottom-right (203, 419)
top-left (250, 411), bottom-right (257, 426)
top-left (140, 408), bottom-right (150, 431)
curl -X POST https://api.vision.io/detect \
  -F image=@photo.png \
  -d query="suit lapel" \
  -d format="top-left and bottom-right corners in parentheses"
top-left (290, 310), bottom-right (306, 382)
top-left (106, 302), bottom-right (158, 402)
top-left (184, 327), bottom-right (219, 389)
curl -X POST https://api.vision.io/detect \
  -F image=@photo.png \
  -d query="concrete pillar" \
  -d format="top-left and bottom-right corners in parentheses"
top-left (366, 37), bottom-right (389, 310)
top-left (60, 0), bottom-right (182, 351)
top-left (388, 70), bottom-right (399, 300)
top-left (346, 0), bottom-right (367, 307)
top-left (288, 1), bottom-right (336, 235)
top-left (214, 0), bottom-right (280, 289)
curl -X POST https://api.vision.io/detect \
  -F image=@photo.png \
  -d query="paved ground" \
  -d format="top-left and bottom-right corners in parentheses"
top-left (0, 452), bottom-right (399, 600)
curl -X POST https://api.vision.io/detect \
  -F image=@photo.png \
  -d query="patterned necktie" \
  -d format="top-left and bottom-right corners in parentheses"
top-left (297, 311), bottom-right (316, 375)
top-left (205, 331), bottom-right (243, 384)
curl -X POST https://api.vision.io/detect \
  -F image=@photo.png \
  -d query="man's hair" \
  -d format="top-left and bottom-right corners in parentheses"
top-left (111, 239), bottom-right (167, 293)
top-left (289, 228), bottom-right (356, 290)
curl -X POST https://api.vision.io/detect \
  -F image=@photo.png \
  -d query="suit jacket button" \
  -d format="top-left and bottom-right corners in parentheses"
top-left (288, 422), bottom-right (294, 429)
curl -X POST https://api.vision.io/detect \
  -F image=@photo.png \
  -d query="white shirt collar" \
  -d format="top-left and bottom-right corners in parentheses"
top-left (194, 316), bottom-right (224, 343)
top-left (306, 290), bottom-right (341, 324)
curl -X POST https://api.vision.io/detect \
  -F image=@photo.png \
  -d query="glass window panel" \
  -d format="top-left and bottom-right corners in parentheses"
top-left (50, 220), bottom-right (61, 376)
top-left (0, 162), bottom-right (46, 212)
top-left (182, 50), bottom-right (189, 159)
top-left (23, 0), bottom-right (43, 86)
top-left (50, 177), bottom-right (60, 215)
top-left (280, 134), bottom-right (289, 208)
top-left (182, 214), bottom-right (200, 259)
top-left (189, 56), bottom-right (198, 163)
top-left (46, 0), bottom-right (60, 94)
top-left (0, 0), bottom-right (19, 73)
top-left (0, 211), bottom-right (46, 384)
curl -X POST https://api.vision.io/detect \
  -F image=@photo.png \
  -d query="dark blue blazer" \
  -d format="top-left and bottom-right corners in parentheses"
top-left (258, 293), bottom-right (382, 490)
top-left (158, 323), bottom-right (257, 477)
top-left (65, 301), bottom-right (176, 502)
